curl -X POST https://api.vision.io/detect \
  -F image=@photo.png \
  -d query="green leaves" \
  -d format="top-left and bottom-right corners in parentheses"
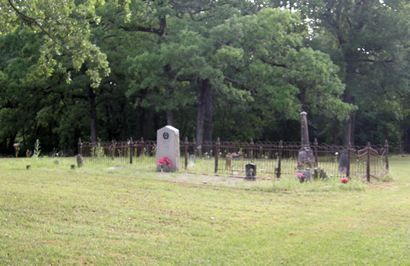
top-left (3, 0), bottom-right (110, 88)
top-left (2, 0), bottom-right (407, 152)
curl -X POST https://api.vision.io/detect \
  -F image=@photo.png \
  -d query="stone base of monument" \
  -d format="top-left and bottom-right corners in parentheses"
top-left (157, 165), bottom-right (176, 172)
top-left (296, 169), bottom-right (312, 183)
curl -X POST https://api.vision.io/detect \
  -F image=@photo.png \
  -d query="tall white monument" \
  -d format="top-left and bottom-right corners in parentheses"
top-left (156, 125), bottom-right (180, 171)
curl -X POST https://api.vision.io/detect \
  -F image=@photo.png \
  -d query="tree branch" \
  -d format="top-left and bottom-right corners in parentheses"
top-left (260, 58), bottom-right (287, 68)
top-left (7, 0), bottom-right (70, 53)
top-left (120, 16), bottom-right (166, 37)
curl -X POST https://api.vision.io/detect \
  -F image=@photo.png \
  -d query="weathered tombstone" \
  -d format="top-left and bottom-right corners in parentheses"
top-left (188, 154), bottom-right (196, 167)
top-left (225, 153), bottom-right (233, 171)
top-left (245, 163), bottom-right (256, 180)
top-left (298, 112), bottom-right (315, 168)
top-left (76, 154), bottom-right (84, 168)
top-left (13, 143), bottom-right (20, 158)
top-left (313, 168), bottom-right (328, 180)
top-left (156, 125), bottom-right (180, 171)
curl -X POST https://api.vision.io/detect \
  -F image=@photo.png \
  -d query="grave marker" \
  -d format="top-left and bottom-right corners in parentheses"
top-left (298, 112), bottom-right (315, 167)
top-left (156, 125), bottom-right (180, 171)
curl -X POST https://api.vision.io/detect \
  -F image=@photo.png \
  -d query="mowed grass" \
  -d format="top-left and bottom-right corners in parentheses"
top-left (0, 156), bottom-right (409, 265)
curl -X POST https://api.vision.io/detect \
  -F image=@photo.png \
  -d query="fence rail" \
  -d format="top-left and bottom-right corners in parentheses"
top-left (78, 138), bottom-right (389, 181)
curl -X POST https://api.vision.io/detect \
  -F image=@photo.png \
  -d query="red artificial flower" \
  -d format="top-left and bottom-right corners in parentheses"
top-left (157, 156), bottom-right (173, 167)
top-left (296, 172), bottom-right (304, 178)
top-left (340, 177), bottom-right (349, 184)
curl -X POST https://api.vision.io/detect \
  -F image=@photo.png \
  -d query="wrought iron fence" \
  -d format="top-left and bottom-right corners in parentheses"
top-left (78, 138), bottom-right (389, 181)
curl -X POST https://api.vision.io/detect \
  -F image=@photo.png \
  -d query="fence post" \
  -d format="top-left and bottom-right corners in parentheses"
top-left (214, 137), bottom-right (220, 174)
top-left (346, 142), bottom-right (351, 179)
top-left (108, 140), bottom-right (115, 160)
top-left (193, 137), bottom-right (198, 157)
top-left (129, 138), bottom-right (133, 164)
top-left (78, 138), bottom-right (83, 156)
top-left (140, 137), bottom-right (144, 157)
top-left (184, 137), bottom-right (189, 169)
top-left (313, 138), bottom-right (318, 167)
top-left (366, 142), bottom-right (371, 182)
top-left (384, 139), bottom-right (389, 172)
top-left (275, 140), bottom-right (283, 179)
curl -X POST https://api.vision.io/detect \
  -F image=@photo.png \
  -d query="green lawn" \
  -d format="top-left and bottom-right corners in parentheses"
top-left (0, 156), bottom-right (409, 265)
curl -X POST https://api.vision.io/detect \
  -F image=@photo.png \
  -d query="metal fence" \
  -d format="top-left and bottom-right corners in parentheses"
top-left (78, 138), bottom-right (389, 181)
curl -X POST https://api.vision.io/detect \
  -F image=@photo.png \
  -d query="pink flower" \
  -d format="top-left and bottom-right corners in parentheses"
top-left (340, 177), bottom-right (349, 184)
top-left (296, 172), bottom-right (304, 178)
top-left (157, 156), bottom-right (173, 167)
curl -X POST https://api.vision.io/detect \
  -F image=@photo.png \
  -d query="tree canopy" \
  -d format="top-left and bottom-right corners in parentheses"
top-left (0, 0), bottom-right (409, 154)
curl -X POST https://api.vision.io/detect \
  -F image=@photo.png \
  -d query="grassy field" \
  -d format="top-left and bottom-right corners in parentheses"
top-left (0, 156), bottom-right (409, 265)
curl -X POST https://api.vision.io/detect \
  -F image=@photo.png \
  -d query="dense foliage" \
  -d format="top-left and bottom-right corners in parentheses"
top-left (0, 0), bottom-right (409, 155)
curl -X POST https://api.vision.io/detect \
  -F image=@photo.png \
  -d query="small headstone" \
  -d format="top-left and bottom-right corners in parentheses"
top-left (225, 153), bottom-right (233, 171)
top-left (156, 125), bottom-right (180, 171)
top-left (76, 154), bottom-right (84, 168)
top-left (313, 167), bottom-right (328, 180)
top-left (13, 143), bottom-right (20, 158)
top-left (274, 167), bottom-right (280, 178)
top-left (188, 154), bottom-right (196, 167)
top-left (245, 163), bottom-right (256, 180)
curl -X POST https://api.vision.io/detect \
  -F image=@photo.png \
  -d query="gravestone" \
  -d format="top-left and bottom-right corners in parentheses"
top-left (156, 125), bottom-right (180, 171)
top-left (76, 154), bottom-right (84, 168)
top-left (245, 163), bottom-right (256, 180)
top-left (297, 112), bottom-right (315, 167)
top-left (188, 154), bottom-right (196, 167)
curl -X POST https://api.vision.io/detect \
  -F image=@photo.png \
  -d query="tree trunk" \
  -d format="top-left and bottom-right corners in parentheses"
top-left (196, 79), bottom-right (213, 151)
top-left (88, 86), bottom-right (98, 143)
top-left (350, 113), bottom-right (356, 146)
top-left (166, 110), bottom-right (174, 126)
top-left (163, 63), bottom-right (176, 127)
top-left (343, 113), bottom-right (355, 147)
top-left (342, 81), bottom-right (355, 146)
top-left (405, 127), bottom-right (410, 153)
top-left (203, 81), bottom-right (213, 143)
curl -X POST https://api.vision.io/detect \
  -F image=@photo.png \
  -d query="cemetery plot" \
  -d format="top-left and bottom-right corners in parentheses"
top-left (78, 139), bottom-right (389, 181)
top-left (78, 113), bottom-right (389, 182)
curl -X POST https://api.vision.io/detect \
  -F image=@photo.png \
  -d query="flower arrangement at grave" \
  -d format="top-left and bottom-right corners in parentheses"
top-left (340, 177), bottom-right (349, 184)
top-left (157, 156), bottom-right (173, 172)
top-left (296, 171), bottom-right (307, 183)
